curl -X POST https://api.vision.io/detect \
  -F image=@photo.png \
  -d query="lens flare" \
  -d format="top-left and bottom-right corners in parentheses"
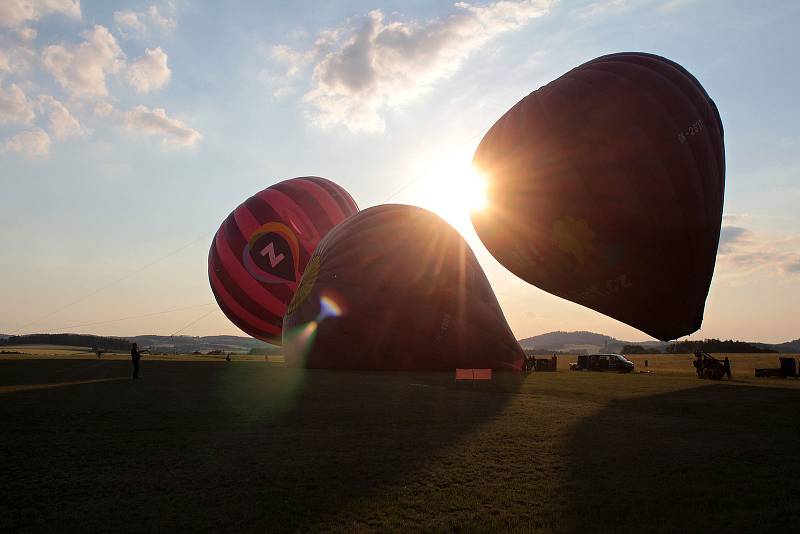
top-left (284, 292), bottom-right (346, 366)
top-left (319, 294), bottom-right (343, 320)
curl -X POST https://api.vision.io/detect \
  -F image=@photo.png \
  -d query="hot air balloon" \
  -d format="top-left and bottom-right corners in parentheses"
top-left (472, 52), bottom-right (724, 341)
top-left (209, 177), bottom-right (359, 344)
top-left (282, 204), bottom-right (525, 371)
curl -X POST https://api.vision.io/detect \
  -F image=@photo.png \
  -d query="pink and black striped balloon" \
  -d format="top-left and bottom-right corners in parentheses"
top-left (209, 177), bottom-right (359, 345)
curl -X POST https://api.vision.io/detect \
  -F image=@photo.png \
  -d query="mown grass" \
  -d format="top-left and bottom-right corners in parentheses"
top-left (1, 358), bottom-right (798, 533)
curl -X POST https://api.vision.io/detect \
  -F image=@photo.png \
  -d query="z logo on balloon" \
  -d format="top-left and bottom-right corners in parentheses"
top-left (243, 222), bottom-right (300, 286)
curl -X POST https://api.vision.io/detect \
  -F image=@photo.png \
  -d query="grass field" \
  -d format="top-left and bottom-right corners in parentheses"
top-left (0, 344), bottom-right (275, 362)
top-left (2, 354), bottom-right (799, 532)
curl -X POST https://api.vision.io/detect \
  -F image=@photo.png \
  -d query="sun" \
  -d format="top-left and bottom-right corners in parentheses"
top-left (415, 155), bottom-right (489, 237)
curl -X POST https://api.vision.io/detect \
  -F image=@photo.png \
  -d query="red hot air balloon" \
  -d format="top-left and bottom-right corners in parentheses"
top-left (472, 52), bottom-right (724, 341)
top-left (209, 177), bottom-right (359, 345)
top-left (282, 204), bottom-right (525, 371)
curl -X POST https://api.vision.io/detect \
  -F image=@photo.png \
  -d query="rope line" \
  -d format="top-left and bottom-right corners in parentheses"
top-left (12, 232), bottom-right (210, 334)
top-left (170, 308), bottom-right (217, 337)
top-left (50, 302), bottom-right (215, 331)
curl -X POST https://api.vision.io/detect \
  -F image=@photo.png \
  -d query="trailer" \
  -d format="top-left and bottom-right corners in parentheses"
top-left (755, 357), bottom-right (798, 378)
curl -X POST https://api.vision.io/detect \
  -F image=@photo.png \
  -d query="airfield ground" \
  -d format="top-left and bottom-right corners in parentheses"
top-left (2, 350), bottom-right (799, 532)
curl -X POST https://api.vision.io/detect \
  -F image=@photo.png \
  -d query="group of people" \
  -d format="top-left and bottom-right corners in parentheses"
top-left (523, 353), bottom-right (558, 374)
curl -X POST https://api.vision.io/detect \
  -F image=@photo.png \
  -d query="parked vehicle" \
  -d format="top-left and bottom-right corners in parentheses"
top-left (570, 353), bottom-right (634, 373)
top-left (755, 357), bottom-right (798, 378)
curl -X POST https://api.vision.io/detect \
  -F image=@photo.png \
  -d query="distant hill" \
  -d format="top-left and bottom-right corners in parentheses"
top-left (1, 333), bottom-right (130, 351)
top-left (517, 331), bottom-right (666, 354)
top-left (752, 338), bottom-right (800, 353)
top-left (0, 333), bottom-right (277, 354)
top-left (516, 331), bottom-right (798, 354)
top-left (3, 331), bottom-right (795, 355)
top-left (130, 334), bottom-right (275, 353)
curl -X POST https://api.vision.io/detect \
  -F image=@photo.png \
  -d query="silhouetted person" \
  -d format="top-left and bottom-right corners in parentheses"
top-left (226, 353), bottom-right (231, 362)
top-left (723, 356), bottom-right (732, 381)
top-left (644, 359), bottom-right (648, 368)
top-left (131, 343), bottom-right (141, 379)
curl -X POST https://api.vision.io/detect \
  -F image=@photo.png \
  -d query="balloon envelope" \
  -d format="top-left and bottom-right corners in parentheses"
top-left (209, 177), bottom-right (359, 344)
top-left (472, 52), bottom-right (725, 341)
top-left (283, 204), bottom-right (525, 371)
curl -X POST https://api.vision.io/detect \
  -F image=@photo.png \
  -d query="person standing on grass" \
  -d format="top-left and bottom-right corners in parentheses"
top-left (131, 342), bottom-right (142, 380)
top-left (723, 356), bottom-right (733, 381)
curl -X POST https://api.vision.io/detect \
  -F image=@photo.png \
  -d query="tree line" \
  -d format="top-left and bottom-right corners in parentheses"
top-left (621, 338), bottom-right (776, 354)
top-left (0, 333), bottom-right (132, 351)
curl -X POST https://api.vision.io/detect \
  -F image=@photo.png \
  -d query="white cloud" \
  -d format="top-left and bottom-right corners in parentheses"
top-left (146, 3), bottom-right (176, 30)
top-left (41, 25), bottom-right (125, 98)
top-left (4, 127), bottom-right (50, 158)
top-left (122, 105), bottom-right (201, 148)
top-left (717, 224), bottom-right (800, 276)
top-left (574, 0), bottom-right (631, 18)
top-left (113, 10), bottom-right (147, 37)
top-left (114, 3), bottom-right (176, 39)
top-left (0, 0), bottom-right (80, 28)
top-left (0, 50), bottom-right (9, 72)
top-left (0, 83), bottom-right (35, 123)
top-left (16, 27), bottom-right (37, 41)
top-left (38, 94), bottom-right (81, 138)
top-left (126, 47), bottom-right (171, 93)
top-left (270, 0), bottom-right (554, 133)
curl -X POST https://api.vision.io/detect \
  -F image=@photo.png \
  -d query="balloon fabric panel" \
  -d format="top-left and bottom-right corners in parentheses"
top-left (283, 204), bottom-right (525, 371)
top-left (472, 52), bottom-right (724, 341)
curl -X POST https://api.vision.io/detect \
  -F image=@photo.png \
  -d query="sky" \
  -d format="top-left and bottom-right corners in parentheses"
top-left (1, 0), bottom-right (798, 343)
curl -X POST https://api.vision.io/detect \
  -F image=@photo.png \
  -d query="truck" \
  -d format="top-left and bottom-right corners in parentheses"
top-left (570, 353), bottom-right (634, 373)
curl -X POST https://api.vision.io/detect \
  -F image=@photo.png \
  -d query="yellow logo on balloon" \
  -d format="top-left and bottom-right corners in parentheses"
top-left (287, 254), bottom-right (321, 315)
top-left (552, 216), bottom-right (595, 264)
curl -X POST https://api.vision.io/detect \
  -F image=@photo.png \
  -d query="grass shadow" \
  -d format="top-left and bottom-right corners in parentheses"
top-left (0, 360), bottom-right (518, 532)
top-left (561, 382), bottom-right (800, 533)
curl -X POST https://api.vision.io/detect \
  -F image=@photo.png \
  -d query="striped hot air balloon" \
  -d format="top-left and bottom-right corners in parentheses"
top-left (209, 177), bottom-right (358, 344)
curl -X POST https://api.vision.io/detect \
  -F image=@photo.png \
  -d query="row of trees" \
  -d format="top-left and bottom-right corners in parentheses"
top-left (621, 339), bottom-right (776, 354)
top-left (665, 339), bottom-right (775, 353)
top-left (0, 333), bottom-right (132, 351)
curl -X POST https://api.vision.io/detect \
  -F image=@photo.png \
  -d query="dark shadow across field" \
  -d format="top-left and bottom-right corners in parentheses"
top-left (0, 360), bottom-right (517, 533)
top-left (562, 383), bottom-right (800, 533)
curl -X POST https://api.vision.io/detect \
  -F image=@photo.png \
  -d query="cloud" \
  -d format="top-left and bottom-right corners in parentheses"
top-left (718, 225), bottom-right (749, 254)
top-left (4, 127), bottom-right (50, 158)
top-left (41, 25), bottom-right (125, 98)
top-left (113, 10), bottom-right (147, 37)
top-left (0, 50), bottom-right (7, 72)
top-left (574, 0), bottom-right (631, 18)
top-left (0, 0), bottom-right (81, 28)
top-left (717, 224), bottom-right (800, 276)
top-left (121, 105), bottom-right (201, 148)
top-left (270, 0), bottom-right (554, 133)
top-left (126, 47), bottom-right (171, 93)
top-left (0, 83), bottom-right (35, 123)
top-left (114, 3), bottom-right (176, 39)
top-left (38, 94), bottom-right (81, 138)
top-left (16, 26), bottom-right (37, 41)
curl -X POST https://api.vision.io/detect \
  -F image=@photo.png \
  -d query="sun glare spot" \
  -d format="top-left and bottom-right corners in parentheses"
top-left (415, 153), bottom-right (489, 238)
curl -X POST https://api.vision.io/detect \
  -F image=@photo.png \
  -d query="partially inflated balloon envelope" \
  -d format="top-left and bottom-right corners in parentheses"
top-left (209, 177), bottom-right (359, 345)
top-left (472, 52), bottom-right (725, 341)
top-left (282, 204), bottom-right (525, 371)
